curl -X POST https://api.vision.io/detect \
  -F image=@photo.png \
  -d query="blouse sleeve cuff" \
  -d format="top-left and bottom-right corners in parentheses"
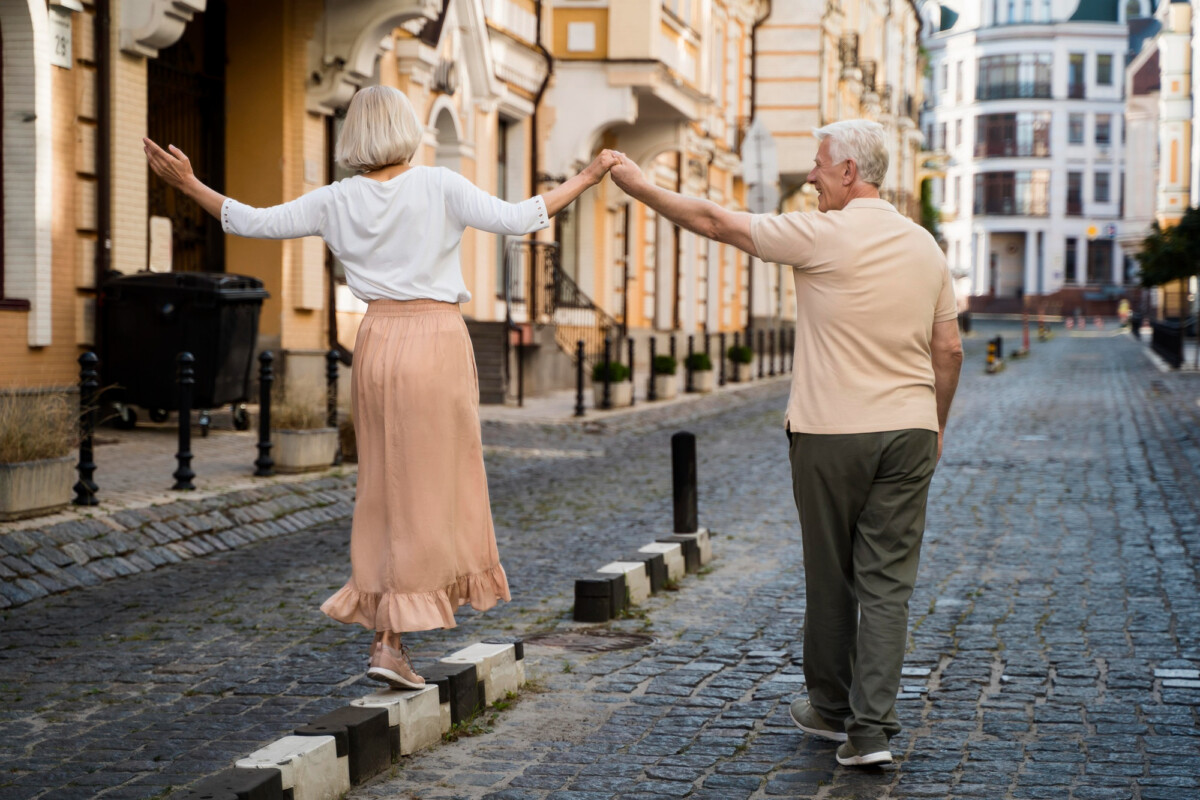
top-left (220, 197), bottom-right (237, 234)
top-left (529, 195), bottom-right (550, 233)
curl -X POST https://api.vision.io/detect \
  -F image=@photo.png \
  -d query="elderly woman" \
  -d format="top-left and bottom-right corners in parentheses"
top-left (145, 85), bottom-right (614, 689)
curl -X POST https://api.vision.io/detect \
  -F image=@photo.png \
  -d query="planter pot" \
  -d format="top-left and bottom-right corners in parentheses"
top-left (0, 456), bottom-right (74, 521)
top-left (271, 428), bottom-right (338, 473)
top-left (734, 362), bottom-right (753, 383)
top-left (339, 421), bottom-right (357, 464)
top-left (692, 370), bottom-right (716, 393)
top-left (592, 381), bottom-right (633, 409)
top-left (652, 373), bottom-right (678, 400)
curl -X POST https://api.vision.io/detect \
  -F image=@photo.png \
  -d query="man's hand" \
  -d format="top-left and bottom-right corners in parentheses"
top-left (609, 152), bottom-right (650, 197)
top-left (937, 428), bottom-right (944, 462)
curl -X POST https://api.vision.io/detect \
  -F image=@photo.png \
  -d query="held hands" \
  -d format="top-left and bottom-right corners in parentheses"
top-left (143, 138), bottom-right (196, 192)
top-left (608, 151), bottom-right (649, 196)
top-left (578, 149), bottom-right (649, 197)
top-left (580, 149), bottom-right (621, 186)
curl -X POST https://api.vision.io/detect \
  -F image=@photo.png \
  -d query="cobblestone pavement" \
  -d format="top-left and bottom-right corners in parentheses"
top-left (2, 326), bottom-right (1199, 799)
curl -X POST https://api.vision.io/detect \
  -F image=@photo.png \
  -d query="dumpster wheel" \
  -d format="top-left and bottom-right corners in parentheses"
top-left (149, 408), bottom-right (170, 424)
top-left (112, 404), bottom-right (137, 430)
top-left (232, 404), bottom-right (251, 431)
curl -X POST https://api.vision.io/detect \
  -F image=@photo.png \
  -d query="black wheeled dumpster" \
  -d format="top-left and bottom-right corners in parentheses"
top-left (99, 272), bottom-right (269, 430)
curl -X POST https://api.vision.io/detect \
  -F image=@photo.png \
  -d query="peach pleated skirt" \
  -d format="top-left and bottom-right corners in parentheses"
top-left (320, 299), bottom-right (510, 632)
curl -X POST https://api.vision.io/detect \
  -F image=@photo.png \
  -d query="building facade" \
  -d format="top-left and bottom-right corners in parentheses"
top-left (922, 0), bottom-right (1144, 314)
top-left (2, 0), bottom-right (930, 412)
top-left (753, 0), bottom-right (927, 326)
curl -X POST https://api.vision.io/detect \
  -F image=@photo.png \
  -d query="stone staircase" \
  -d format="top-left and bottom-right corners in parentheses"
top-left (465, 319), bottom-right (508, 405)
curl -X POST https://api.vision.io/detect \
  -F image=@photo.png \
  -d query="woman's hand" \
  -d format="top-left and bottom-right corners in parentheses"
top-left (142, 137), bottom-right (227, 219)
top-left (143, 138), bottom-right (197, 192)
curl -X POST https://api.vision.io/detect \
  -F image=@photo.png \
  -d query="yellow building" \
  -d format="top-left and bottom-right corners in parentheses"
top-left (1, 0), bottom-right (928, 411)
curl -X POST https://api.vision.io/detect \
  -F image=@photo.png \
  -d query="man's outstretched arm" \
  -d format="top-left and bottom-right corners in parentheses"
top-left (610, 153), bottom-right (759, 258)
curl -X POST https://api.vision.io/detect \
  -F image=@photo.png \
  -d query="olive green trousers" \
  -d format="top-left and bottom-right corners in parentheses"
top-left (788, 428), bottom-right (937, 751)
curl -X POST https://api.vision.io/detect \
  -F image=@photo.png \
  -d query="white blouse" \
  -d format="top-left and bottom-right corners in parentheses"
top-left (220, 166), bottom-right (550, 305)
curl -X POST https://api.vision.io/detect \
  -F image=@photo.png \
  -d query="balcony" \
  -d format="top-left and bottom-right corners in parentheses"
top-left (975, 141), bottom-right (1051, 158)
top-left (1067, 83), bottom-right (1085, 99)
top-left (976, 82), bottom-right (1052, 101)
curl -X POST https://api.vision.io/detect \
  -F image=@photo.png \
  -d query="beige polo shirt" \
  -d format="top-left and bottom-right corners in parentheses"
top-left (750, 198), bottom-right (957, 435)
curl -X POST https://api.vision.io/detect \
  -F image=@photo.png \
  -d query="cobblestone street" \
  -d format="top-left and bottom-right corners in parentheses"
top-left (2, 325), bottom-right (1198, 799)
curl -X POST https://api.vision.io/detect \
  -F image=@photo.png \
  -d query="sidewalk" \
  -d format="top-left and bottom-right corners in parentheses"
top-left (0, 374), bottom-right (791, 610)
top-left (2, 329), bottom-right (1198, 800)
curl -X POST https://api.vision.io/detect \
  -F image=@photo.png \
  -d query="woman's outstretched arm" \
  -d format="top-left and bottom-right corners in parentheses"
top-left (144, 138), bottom-right (226, 219)
top-left (444, 149), bottom-right (618, 236)
top-left (145, 137), bottom-right (326, 240)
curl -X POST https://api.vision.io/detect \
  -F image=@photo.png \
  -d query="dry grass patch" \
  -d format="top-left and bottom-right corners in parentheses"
top-left (0, 393), bottom-right (77, 463)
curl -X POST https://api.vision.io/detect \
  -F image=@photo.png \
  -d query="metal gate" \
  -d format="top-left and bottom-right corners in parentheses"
top-left (147, 0), bottom-right (226, 273)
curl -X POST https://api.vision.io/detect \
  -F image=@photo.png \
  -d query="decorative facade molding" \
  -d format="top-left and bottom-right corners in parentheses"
top-left (119, 0), bottom-right (206, 59)
top-left (306, 0), bottom-right (440, 114)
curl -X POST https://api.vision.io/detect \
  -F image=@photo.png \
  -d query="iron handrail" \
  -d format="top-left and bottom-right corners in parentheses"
top-left (503, 239), bottom-right (618, 370)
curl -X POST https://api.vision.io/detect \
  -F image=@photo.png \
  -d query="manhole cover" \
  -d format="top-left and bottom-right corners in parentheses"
top-left (524, 630), bottom-right (655, 653)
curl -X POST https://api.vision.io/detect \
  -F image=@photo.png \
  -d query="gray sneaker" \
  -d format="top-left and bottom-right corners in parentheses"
top-left (835, 741), bottom-right (893, 767)
top-left (789, 699), bottom-right (847, 742)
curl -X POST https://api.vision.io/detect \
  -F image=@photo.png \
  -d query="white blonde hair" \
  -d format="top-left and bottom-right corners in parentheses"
top-left (813, 120), bottom-right (889, 187)
top-left (335, 86), bottom-right (422, 172)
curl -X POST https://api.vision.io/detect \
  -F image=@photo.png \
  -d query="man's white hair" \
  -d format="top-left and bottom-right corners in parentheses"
top-left (813, 120), bottom-right (889, 187)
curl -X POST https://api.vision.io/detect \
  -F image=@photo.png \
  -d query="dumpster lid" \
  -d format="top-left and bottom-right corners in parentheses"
top-left (102, 271), bottom-right (268, 296)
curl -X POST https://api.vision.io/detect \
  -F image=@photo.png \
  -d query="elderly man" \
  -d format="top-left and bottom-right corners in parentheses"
top-left (609, 119), bottom-right (963, 767)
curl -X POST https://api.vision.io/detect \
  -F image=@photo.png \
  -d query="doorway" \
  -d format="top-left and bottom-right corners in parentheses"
top-left (147, 0), bottom-right (227, 273)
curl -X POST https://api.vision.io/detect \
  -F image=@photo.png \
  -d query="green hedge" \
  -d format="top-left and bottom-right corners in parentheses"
top-left (685, 352), bottom-right (713, 371)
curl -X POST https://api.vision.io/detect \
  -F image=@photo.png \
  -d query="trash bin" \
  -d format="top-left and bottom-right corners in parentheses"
top-left (99, 272), bottom-right (269, 429)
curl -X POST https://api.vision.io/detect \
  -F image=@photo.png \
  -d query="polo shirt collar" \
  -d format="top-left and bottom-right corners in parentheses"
top-left (844, 198), bottom-right (897, 212)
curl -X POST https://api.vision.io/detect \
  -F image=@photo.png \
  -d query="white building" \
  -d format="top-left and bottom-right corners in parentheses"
top-left (921, 0), bottom-right (1149, 313)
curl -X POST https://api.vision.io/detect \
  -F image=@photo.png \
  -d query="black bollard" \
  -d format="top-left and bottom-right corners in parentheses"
top-left (647, 337), bottom-right (658, 401)
top-left (996, 335), bottom-right (1004, 360)
top-left (732, 332), bottom-right (741, 383)
top-left (669, 334), bottom-right (677, 362)
top-left (685, 335), bottom-right (695, 393)
top-left (757, 330), bottom-right (765, 378)
top-left (172, 352), bottom-right (196, 491)
top-left (574, 340), bottom-right (586, 417)
top-left (326, 350), bottom-right (342, 466)
top-left (627, 338), bottom-right (635, 407)
top-left (73, 352), bottom-right (100, 506)
top-left (601, 337), bottom-right (612, 410)
top-left (671, 431), bottom-right (698, 534)
top-left (255, 351), bottom-right (275, 476)
top-left (718, 332), bottom-right (726, 386)
top-left (704, 332), bottom-right (711, 357)
top-left (769, 330), bottom-right (777, 376)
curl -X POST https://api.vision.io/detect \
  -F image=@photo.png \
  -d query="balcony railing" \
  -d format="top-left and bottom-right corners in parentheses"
top-left (975, 141), bottom-right (1051, 158)
top-left (1067, 83), bottom-right (1085, 99)
top-left (976, 82), bottom-right (1052, 101)
top-left (1066, 200), bottom-right (1083, 216)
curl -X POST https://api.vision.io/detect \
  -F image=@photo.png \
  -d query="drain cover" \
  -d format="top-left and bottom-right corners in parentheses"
top-left (524, 629), bottom-right (655, 652)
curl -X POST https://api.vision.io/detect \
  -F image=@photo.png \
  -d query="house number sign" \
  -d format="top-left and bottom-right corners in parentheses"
top-left (50, 9), bottom-right (73, 69)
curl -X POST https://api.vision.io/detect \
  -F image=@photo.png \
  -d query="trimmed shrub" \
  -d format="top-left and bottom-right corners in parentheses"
top-left (726, 344), bottom-right (754, 364)
top-left (685, 352), bottom-right (713, 372)
top-left (591, 361), bottom-right (630, 383)
top-left (652, 354), bottom-right (678, 376)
